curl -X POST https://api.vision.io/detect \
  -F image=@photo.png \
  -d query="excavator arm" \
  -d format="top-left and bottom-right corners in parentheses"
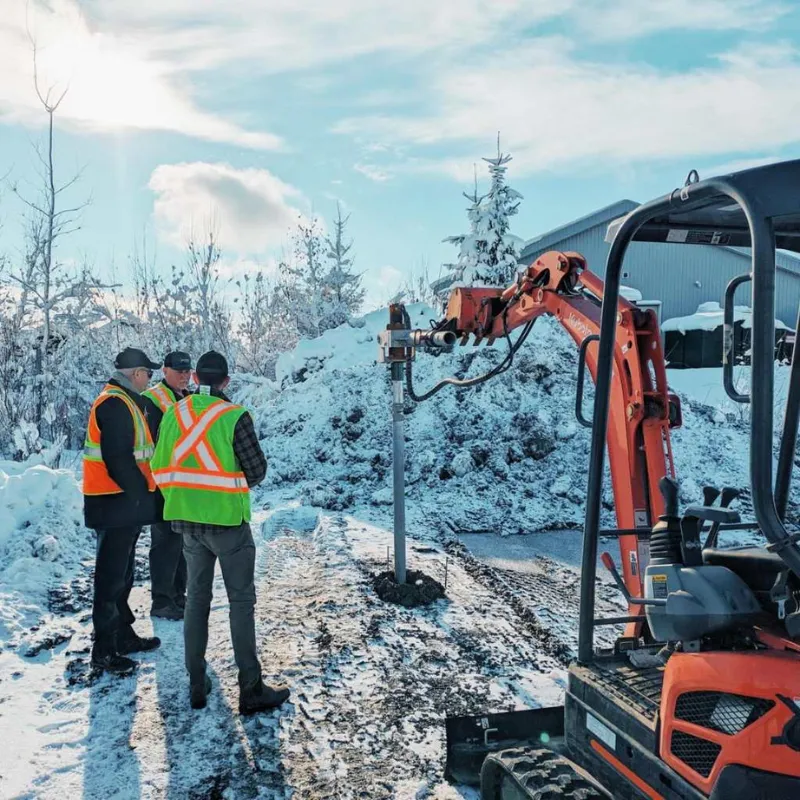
top-left (421, 251), bottom-right (681, 624)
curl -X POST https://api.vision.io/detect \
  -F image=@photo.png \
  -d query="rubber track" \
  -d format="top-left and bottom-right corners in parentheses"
top-left (482, 747), bottom-right (607, 800)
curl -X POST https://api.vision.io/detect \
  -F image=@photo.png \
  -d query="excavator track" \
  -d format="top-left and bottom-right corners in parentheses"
top-left (481, 748), bottom-right (609, 800)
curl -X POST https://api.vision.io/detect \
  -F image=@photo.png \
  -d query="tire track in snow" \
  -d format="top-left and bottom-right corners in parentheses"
top-left (255, 509), bottom-right (567, 799)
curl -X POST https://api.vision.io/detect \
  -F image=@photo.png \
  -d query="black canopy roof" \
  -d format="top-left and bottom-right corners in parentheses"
top-left (606, 159), bottom-right (800, 254)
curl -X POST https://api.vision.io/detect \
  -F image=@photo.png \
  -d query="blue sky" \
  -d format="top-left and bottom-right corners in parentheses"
top-left (2, 0), bottom-right (800, 309)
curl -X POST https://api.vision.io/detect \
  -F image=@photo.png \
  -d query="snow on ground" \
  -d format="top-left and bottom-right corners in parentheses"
top-left (0, 461), bottom-right (93, 651)
top-left (1, 502), bottom-right (581, 799)
top-left (2, 307), bottom-right (796, 798)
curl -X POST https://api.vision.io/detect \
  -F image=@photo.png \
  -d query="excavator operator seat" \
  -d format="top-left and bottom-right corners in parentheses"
top-left (644, 562), bottom-right (761, 642)
top-left (643, 492), bottom-right (761, 642)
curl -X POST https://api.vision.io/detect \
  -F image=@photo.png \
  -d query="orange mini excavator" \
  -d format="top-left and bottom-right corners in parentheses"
top-left (388, 161), bottom-right (800, 798)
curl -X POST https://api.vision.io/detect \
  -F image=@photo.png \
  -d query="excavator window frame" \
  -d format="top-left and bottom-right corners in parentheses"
top-left (579, 161), bottom-right (800, 664)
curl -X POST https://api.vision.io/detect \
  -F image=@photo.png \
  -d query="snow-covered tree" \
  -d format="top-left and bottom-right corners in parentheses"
top-left (436, 166), bottom-right (485, 299)
top-left (185, 229), bottom-right (235, 360)
top-left (235, 271), bottom-right (298, 379)
top-left (323, 203), bottom-right (364, 328)
top-left (277, 216), bottom-right (327, 339)
top-left (440, 136), bottom-right (524, 292)
top-left (276, 208), bottom-right (364, 339)
top-left (127, 228), bottom-right (234, 363)
top-left (0, 47), bottom-right (115, 458)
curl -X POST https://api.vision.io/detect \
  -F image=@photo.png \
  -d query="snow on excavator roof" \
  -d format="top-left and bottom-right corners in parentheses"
top-left (605, 158), bottom-right (800, 255)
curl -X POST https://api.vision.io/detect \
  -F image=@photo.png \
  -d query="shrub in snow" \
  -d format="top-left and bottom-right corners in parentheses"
top-left (451, 451), bottom-right (474, 477)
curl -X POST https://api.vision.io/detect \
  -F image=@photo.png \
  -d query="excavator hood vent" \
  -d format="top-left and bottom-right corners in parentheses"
top-left (675, 691), bottom-right (774, 735)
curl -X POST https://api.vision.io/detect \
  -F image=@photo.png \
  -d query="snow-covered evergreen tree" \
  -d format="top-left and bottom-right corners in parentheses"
top-left (323, 203), bottom-right (364, 328)
top-left (276, 208), bottom-right (365, 340)
top-left (439, 136), bottom-right (524, 292)
top-left (436, 166), bottom-right (485, 299)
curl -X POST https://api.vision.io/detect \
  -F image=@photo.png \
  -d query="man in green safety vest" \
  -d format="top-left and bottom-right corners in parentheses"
top-left (150, 350), bottom-right (290, 714)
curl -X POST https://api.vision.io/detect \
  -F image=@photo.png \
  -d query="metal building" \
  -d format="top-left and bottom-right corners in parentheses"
top-left (519, 199), bottom-right (800, 328)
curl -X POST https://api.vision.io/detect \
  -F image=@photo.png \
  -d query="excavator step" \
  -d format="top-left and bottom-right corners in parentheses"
top-left (481, 747), bottom-right (611, 800)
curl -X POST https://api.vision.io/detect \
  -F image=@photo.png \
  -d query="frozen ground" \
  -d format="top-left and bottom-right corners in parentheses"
top-left (0, 500), bottom-right (598, 800)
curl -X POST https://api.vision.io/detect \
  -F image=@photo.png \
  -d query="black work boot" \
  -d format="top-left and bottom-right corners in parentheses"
top-left (150, 603), bottom-right (184, 621)
top-left (91, 651), bottom-right (138, 675)
top-left (190, 675), bottom-right (213, 710)
top-left (239, 679), bottom-right (290, 715)
top-left (118, 633), bottom-right (161, 655)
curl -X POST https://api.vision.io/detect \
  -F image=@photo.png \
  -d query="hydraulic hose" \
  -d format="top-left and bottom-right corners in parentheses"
top-left (405, 313), bottom-right (536, 402)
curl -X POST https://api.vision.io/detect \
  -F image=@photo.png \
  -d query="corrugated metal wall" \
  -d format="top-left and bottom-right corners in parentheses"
top-left (522, 222), bottom-right (800, 326)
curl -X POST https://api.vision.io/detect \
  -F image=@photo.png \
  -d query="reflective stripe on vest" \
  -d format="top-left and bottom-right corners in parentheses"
top-left (83, 384), bottom-right (156, 496)
top-left (150, 395), bottom-right (250, 525)
top-left (142, 383), bottom-right (176, 413)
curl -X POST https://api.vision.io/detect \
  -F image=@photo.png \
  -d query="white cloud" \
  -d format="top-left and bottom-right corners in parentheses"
top-left (82, 0), bottom-right (789, 74)
top-left (575, 0), bottom-right (788, 41)
top-left (336, 38), bottom-right (800, 177)
top-left (84, 0), bottom-right (576, 73)
top-left (2, 1), bottom-right (789, 155)
top-left (354, 163), bottom-right (393, 182)
top-left (0, 0), bottom-right (280, 149)
top-left (148, 162), bottom-right (305, 253)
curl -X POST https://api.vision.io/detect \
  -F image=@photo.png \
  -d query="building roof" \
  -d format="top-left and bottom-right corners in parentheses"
top-left (521, 198), bottom-right (800, 279)
top-left (520, 199), bottom-right (638, 260)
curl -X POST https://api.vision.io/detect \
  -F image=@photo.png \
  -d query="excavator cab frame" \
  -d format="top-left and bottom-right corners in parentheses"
top-left (411, 160), bottom-right (800, 798)
top-left (580, 161), bottom-right (800, 664)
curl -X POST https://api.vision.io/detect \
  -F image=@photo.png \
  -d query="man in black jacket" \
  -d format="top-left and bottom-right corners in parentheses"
top-left (142, 351), bottom-right (192, 620)
top-left (84, 348), bottom-right (163, 674)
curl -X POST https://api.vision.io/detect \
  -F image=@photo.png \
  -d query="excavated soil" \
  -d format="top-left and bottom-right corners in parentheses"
top-left (372, 569), bottom-right (446, 607)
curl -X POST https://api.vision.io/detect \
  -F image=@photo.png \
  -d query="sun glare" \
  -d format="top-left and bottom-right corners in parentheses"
top-left (35, 25), bottom-right (173, 130)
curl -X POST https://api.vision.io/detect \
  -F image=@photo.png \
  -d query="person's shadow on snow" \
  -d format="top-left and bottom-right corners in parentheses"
top-left (151, 617), bottom-right (288, 799)
top-left (82, 671), bottom-right (141, 800)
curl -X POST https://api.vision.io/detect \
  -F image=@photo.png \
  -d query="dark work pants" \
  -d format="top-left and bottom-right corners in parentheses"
top-left (182, 524), bottom-right (262, 690)
top-left (92, 526), bottom-right (141, 656)
top-left (149, 522), bottom-right (187, 609)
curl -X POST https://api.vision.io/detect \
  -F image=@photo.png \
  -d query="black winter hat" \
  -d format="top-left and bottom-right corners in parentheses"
top-left (114, 347), bottom-right (160, 370)
top-left (195, 350), bottom-right (229, 384)
top-left (164, 351), bottom-right (192, 370)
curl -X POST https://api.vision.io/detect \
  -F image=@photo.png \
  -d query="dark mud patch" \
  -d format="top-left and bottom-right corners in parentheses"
top-left (24, 630), bottom-right (72, 658)
top-left (373, 569), bottom-right (445, 607)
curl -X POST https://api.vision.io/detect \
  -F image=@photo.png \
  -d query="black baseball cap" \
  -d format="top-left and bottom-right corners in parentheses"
top-left (195, 350), bottom-right (229, 384)
top-left (164, 351), bottom-right (192, 371)
top-left (114, 347), bottom-right (160, 370)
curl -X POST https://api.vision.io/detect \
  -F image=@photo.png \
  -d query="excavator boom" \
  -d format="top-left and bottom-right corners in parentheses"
top-left (433, 250), bottom-right (680, 611)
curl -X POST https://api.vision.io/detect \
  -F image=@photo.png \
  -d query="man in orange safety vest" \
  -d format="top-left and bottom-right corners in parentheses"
top-left (83, 347), bottom-right (163, 675)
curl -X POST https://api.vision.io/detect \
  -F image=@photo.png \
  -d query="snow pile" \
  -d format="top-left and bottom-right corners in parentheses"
top-left (241, 305), bottom-right (766, 536)
top-left (662, 301), bottom-right (789, 334)
top-left (0, 461), bottom-right (89, 640)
